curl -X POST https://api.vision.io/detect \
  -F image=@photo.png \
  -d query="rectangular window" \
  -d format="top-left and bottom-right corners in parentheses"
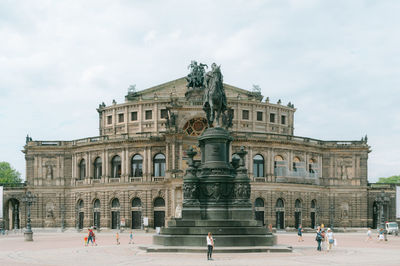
top-left (107, 115), bottom-right (112, 125)
top-left (256, 111), bottom-right (263, 121)
top-left (160, 109), bottom-right (168, 119)
top-left (131, 111), bottom-right (138, 121)
top-left (270, 113), bottom-right (275, 123)
top-left (281, 115), bottom-right (286, 125)
top-left (118, 113), bottom-right (124, 123)
top-left (242, 110), bottom-right (249, 120)
top-left (145, 110), bottom-right (152, 120)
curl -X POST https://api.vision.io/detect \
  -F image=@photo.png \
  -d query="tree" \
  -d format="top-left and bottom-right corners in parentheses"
top-left (0, 162), bottom-right (22, 184)
top-left (376, 175), bottom-right (400, 184)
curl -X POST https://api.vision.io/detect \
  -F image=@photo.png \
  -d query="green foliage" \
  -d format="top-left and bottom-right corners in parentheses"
top-left (0, 162), bottom-right (22, 184)
top-left (377, 175), bottom-right (400, 184)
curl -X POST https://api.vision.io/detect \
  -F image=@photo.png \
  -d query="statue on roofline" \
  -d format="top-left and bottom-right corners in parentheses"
top-left (186, 60), bottom-right (208, 89)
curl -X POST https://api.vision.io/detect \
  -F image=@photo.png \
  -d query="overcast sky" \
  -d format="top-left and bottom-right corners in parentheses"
top-left (0, 0), bottom-right (399, 182)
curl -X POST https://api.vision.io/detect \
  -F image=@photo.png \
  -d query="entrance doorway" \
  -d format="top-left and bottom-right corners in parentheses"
top-left (111, 198), bottom-right (120, 229)
top-left (78, 212), bottom-right (84, 229)
top-left (294, 199), bottom-right (302, 229)
top-left (254, 198), bottom-right (265, 226)
top-left (131, 197), bottom-right (142, 229)
top-left (372, 201), bottom-right (378, 229)
top-left (310, 199), bottom-right (317, 228)
top-left (76, 199), bottom-right (84, 230)
top-left (310, 212), bottom-right (316, 229)
top-left (6, 199), bottom-right (20, 230)
top-left (275, 198), bottom-right (285, 229)
top-left (93, 199), bottom-right (101, 229)
top-left (153, 197), bottom-right (165, 229)
top-left (111, 211), bottom-right (119, 229)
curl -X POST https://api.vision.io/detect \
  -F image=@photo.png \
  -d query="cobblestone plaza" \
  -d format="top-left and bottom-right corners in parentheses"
top-left (0, 231), bottom-right (399, 266)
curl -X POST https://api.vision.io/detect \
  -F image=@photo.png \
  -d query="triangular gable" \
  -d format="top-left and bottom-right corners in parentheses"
top-left (126, 77), bottom-right (262, 100)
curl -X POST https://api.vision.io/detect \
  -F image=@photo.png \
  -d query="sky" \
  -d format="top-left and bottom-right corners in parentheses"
top-left (0, 0), bottom-right (399, 182)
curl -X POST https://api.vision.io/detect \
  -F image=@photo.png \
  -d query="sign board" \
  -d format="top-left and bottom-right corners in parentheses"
top-left (396, 186), bottom-right (400, 218)
top-left (0, 186), bottom-right (3, 219)
top-left (143, 217), bottom-right (149, 226)
top-left (120, 218), bottom-right (126, 227)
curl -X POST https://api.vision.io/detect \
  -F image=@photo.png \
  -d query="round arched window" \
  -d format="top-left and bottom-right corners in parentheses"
top-left (183, 117), bottom-right (208, 136)
top-left (132, 198), bottom-right (142, 208)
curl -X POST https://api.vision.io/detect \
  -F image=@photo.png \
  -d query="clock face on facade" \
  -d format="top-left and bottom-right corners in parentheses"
top-left (183, 117), bottom-right (208, 136)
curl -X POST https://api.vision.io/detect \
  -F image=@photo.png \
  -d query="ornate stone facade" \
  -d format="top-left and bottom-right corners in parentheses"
top-left (2, 76), bottom-right (397, 230)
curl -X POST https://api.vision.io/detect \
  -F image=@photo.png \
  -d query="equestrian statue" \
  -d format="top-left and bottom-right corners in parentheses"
top-left (202, 63), bottom-right (229, 127)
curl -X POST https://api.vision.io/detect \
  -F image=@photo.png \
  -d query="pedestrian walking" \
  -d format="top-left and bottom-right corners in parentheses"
top-left (315, 226), bottom-right (322, 251)
top-left (326, 228), bottom-right (335, 251)
top-left (116, 232), bottom-right (120, 245)
top-left (320, 227), bottom-right (326, 251)
top-left (129, 231), bottom-right (134, 244)
top-left (87, 229), bottom-right (94, 246)
top-left (378, 228), bottom-right (384, 242)
top-left (207, 232), bottom-right (214, 260)
top-left (366, 228), bottom-right (372, 241)
top-left (297, 225), bottom-right (304, 242)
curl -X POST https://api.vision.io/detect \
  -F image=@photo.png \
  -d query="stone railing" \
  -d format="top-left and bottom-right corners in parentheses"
top-left (27, 132), bottom-right (166, 147)
top-left (232, 132), bottom-right (367, 147)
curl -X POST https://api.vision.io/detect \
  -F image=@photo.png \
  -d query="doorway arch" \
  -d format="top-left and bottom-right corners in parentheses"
top-left (153, 197), bottom-right (165, 228)
top-left (131, 198), bottom-right (142, 229)
top-left (275, 198), bottom-right (285, 229)
top-left (254, 198), bottom-right (265, 225)
top-left (111, 198), bottom-right (120, 229)
top-left (6, 198), bottom-right (20, 230)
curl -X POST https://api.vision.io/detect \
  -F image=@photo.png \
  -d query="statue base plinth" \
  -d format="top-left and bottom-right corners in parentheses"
top-left (154, 219), bottom-right (276, 247)
top-left (24, 231), bottom-right (33, 241)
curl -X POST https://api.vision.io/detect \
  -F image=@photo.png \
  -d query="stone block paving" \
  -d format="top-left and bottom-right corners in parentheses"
top-left (0, 230), bottom-right (400, 266)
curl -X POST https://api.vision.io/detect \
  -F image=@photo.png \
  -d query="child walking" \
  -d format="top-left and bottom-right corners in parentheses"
top-left (116, 232), bottom-right (120, 245)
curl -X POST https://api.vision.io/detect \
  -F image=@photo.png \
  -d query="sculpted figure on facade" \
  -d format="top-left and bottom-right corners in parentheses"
top-left (46, 202), bottom-right (55, 219)
top-left (175, 204), bottom-right (182, 218)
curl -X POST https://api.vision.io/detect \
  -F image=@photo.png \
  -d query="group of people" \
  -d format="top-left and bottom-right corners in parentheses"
top-left (366, 227), bottom-right (389, 242)
top-left (84, 230), bottom-right (134, 246)
top-left (315, 226), bottom-right (335, 251)
top-left (84, 228), bottom-right (97, 246)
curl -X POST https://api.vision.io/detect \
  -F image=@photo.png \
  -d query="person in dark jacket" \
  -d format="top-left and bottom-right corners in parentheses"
top-left (316, 226), bottom-right (322, 251)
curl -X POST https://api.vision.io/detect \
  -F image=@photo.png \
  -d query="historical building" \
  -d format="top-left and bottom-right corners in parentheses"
top-left (2, 65), bottom-right (397, 230)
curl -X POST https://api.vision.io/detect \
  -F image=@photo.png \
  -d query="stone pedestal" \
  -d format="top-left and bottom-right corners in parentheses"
top-left (24, 231), bottom-right (33, 241)
top-left (153, 127), bottom-right (277, 247)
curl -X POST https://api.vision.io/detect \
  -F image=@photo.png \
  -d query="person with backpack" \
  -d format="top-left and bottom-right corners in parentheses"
top-left (297, 224), bottom-right (304, 242)
top-left (129, 231), bottom-right (134, 244)
top-left (87, 229), bottom-right (94, 246)
top-left (316, 226), bottom-right (322, 251)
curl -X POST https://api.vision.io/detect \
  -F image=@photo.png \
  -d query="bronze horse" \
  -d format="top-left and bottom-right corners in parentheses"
top-left (203, 63), bottom-right (227, 127)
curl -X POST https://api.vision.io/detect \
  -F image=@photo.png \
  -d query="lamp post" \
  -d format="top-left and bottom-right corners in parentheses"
top-left (376, 191), bottom-right (390, 228)
top-left (316, 206), bottom-right (320, 227)
top-left (376, 191), bottom-right (390, 241)
top-left (22, 191), bottom-right (36, 241)
top-left (61, 204), bottom-right (65, 231)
